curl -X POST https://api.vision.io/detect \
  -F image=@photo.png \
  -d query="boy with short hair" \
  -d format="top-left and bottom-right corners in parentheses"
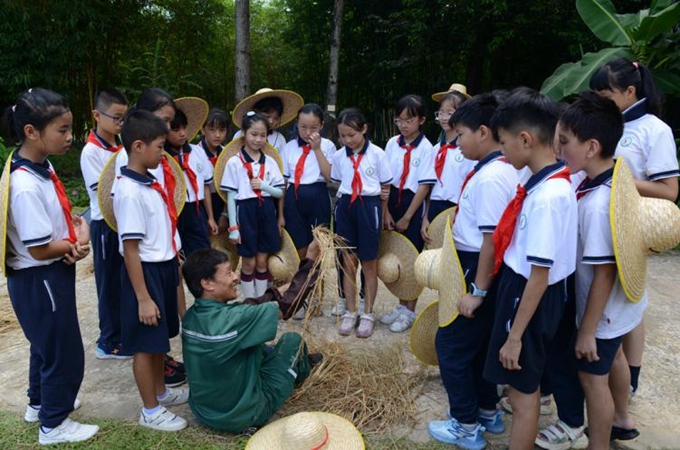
top-left (557, 91), bottom-right (643, 448)
top-left (484, 87), bottom-right (578, 449)
top-left (114, 110), bottom-right (189, 431)
top-left (80, 88), bottom-right (130, 359)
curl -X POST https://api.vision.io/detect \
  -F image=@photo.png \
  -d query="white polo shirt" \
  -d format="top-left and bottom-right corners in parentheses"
top-left (384, 133), bottom-right (436, 193)
top-left (6, 156), bottom-right (72, 269)
top-left (431, 139), bottom-right (475, 202)
top-left (453, 151), bottom-right (519, 252)
top-left (114, 151), bottom-right (165, 187)
top-left (167, 143), bottom-right (213, 203)
top-left (330, 140), bottom-right (393, 197)
top-left (221, 148), bottom-right (285, 200)
top-left (80, 130), bottom-right (123, 221)
top-left (616, 98), bottom-right (679, 181)
top-left (282, 137), bottom-right (336, 184)
top-left (575, 169), bottom-right (647, 339)
top-left (503, 162), bottom-right (577, 284)
top-left (233, 129), bottom-right (286, 155)
top-left (198, 139), bottom-right (223, 193)
top-left (114, 167), bottom-right (181, 262)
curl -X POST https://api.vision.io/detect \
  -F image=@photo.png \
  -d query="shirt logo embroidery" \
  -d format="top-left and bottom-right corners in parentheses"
top-left (620, 137), bottom-right (633, 147)
top-left (412, 158), bottom-right (421, 167)
top-left (455, 153), bottom-right (464, 162)
top-left (519, 213), bottom-right (527, 230)
top-left (366, 167), bottom-right (375, 176)
top-left (265, 171), bottom-right (271, 181)
top-left (197, 163), bottom-right (204, 172)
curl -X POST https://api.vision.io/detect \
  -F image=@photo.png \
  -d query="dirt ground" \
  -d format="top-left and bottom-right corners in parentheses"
top-left (0, 252), bottom-right (679, 449)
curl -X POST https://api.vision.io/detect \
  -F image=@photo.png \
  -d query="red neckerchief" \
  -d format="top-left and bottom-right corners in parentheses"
top-left (201, 139), bottom-right (221, 167)
top-left (435, 142), bottom-right (455, 186)
top-left (238, 148), bottom-right (266, 202)
top-left (159, 156), bottom-right (178, 216)
top-left (149, 179), bottom-right (178, 256)
top-left (87, 130), bottom-right (122, 153)
top-left (169, 145), bottom-right (200, 213)
top-left (397, 142), bottom-right (415, 206)
top-left (576, 168), bottom-right (614, 201)
top-left (350, 152), bottom-right (365, 204)
top-left (293, 143), bottom-right (312, 199)
top-left (49, 170), bottom-right (77, 243)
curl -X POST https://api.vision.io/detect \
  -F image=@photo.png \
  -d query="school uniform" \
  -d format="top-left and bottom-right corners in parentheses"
top-left (80, 130), bottom-right (125, 353)
top-left (233, 129), bottom-right (286, 155)
top-left (6, 154), bottom-right (84, 428)
top-left (282, 137), bottom-right (336, 249)
top-left (114, 167), bottom-right (182, 353)
top-left (198, 139), bottom-right (225, 223)
top-left (221, 148), bottom-right (285, 257)
top-left (484, 161), bottom-right (577, 394)
top-left (167, 143), bottom-right (213, 259)
top-left (429, 138), bottom-right (475, 220)
top-left (385, 133), bottom-right (436, 251)
top-left (436, 151), bottom-right (517, 423)
top-left (330, 139), bottom-right (393, 261)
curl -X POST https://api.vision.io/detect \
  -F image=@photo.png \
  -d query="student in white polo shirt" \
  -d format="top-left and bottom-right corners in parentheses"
top-left (331, 108), bottom-right (393, 338)
top-left (381, 94), bottom-right (436, 333)
top-left (428, 91), bottom-right (516, 449)
top-left (590, 57), bottom-right (679, 397)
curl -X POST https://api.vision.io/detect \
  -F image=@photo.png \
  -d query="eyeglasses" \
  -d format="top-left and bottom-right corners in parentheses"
top-left (434, 110), bottom-right (454, 119)
top-left (98, 110), bottom-right (124, 125)
top-left (393, 117), bottom-right (417, 126)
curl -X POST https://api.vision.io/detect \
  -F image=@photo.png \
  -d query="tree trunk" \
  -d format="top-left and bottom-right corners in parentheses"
top-left (235, 0), bottom-right (251, 103)
top-left (325, 0), bottom-right (344, 117)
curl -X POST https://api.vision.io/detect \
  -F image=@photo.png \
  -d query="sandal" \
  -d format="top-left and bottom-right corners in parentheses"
top-left (356, 313), bottom-right (375, 338)
top-left (338, 312), bottom-right (358, 336)
top-left (535, 420), bottom-right (588, 450)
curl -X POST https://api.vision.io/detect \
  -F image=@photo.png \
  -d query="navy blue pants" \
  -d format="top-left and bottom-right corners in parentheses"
top-left (177, 200), bottom-right (210, 260)
top-left (90, 219), bottom-right (124, 352)
top-left (335, 195), bottom-right (382, 261)
top-left (284, 182), bottom-right (331, 250)
top-left (428, 199), bottom-right (455, 222)
top-left (211, 191), bottom-right (225, 223)
top-left (8, 261), bottom-right (83, 428)
top-left (388, 186), bottom-right (424, 252)
top-left (435, 251), bottom-right (499, 424)
top-left (236, 197), bottom-right (281, 257)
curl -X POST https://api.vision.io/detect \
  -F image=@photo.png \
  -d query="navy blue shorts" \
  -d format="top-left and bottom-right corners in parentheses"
top-left (388, 186), bottom-right (424, 251)
top-left (177, 201), bottom-right (210, 259)
top-left (334, 194), bottom-right (381, 261)
top-left (284, 182), bottom-right (331, 249)
top-left (120, 259), bottom-right (180, 354)
top-left (484, 264), bottom-right (567, 394)
top-left (428, 199), bottom-right (455, 222)
top-left (576, 335), bottom-right (623, 376)
top-left (237, 197), bottom-right (281, 257)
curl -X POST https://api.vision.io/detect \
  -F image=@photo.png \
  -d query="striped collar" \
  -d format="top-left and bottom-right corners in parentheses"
top-left (524, 160), bottom-right (569, 194)
top-left (622, 98), bottom-right (647, 123)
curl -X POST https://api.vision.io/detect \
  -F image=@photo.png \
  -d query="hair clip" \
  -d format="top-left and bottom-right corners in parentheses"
top-left (27, 88), bottom-right (33, 94)
top-left (11, 105), bottom-right (16, 112)
top-left (246, 111), bottom-right (256, 117)
top-left (632, 61), bottom-right (639, 69)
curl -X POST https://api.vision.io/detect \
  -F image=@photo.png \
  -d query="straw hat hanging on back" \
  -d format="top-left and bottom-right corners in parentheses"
top-left (410, 216), bottom-right (467, 365)
top-left (611, 158), bottom-right (680, 302)
top-left (246, 411), bottom-right (365, 450)
top-left (232, 88), bottom-right (304, 129)
top-left (431, 83), bottom-right (472, 102)
top-left (377, 231), bottom-right (424, 301)
top-left (425, 206), bottom-right (457, 250)
top-left (175, 97), bottom-right (209, 143)
top-left (0, 152), bottom-right (13, 276)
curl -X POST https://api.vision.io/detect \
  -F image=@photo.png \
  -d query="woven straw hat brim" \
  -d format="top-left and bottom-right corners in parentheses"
top-left (175, 97), bottom-right (209, 143)
top-left (268, 228), bottom-right (301, 283)
top-left (209, 233), bottom-right (240, 270)
top-left (232, 89), bottom-right (304, 129)
top-left (245, 411), bottom-right (365, 450)
top-left (431, 83), bottom-right (472, 102)
top-left (213, 138), bottom-right (284, 203)
top-left (425, 207), bottom-right (457, 250)
top-left (0, 152), bottom-right (13, 276)
top-left (409, 301), bottom-right (439, 366)
top-left (99, 152), bottom-right (187, 232)
top-left (438, 218), bottom-right (466, 327)
top-left (377, 231), bottom-right (423, 301)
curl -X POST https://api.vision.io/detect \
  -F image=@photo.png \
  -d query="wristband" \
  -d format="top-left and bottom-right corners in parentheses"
top-left (471, 282), bottom-right (487, 298)
top-left (228, 225), bottom-right (240, 232)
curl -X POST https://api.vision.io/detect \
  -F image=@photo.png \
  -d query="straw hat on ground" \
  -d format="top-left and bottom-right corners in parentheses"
top-left (269, 229), bottom-right (301, 283)
top-left (245, 411), bottom-right (364, 450)
top-left (209, 233), bottom-right (240, 271)
top-left (425, 206), bottom-right (456, 250)
top-left (98, 152), bottom-right (187, 232)
top-left (232, 88), bottom-right (304, 129)
top-left (611, 158), bottom-right (680, 302)
top-left (431, 83), bottom-right (472, 102)
top-left (213, 138), bottom-right (284, 203)
top-left (175, 97), bottom-right (209, 143)
top-left (0, 153), bottom-right (13, 276)
top-left (377, 231), bottom-right (423, 301)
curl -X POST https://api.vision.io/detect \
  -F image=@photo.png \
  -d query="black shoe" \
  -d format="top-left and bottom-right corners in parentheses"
top-left (308, 353), bottom-right (324, 368)
top-left (164, 365), bottom-right (186, 387)
top-left (165, 354), bottom-right (185, 373)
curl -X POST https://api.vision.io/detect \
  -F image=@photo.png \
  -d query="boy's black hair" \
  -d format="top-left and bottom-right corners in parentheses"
top-left (298, 103), bottom-right (325, 123)
top-left (490, 87), bottom-right (559, 146)
top-left (0, 88), bottom-right (70, 144)
top-left (253, 96), bottom-right (284, 116)
top-left (182, 248), bottom-right (229, 298)
top-left (121, 110), bottom-right (167, 154)
top-left (241, 111), bottom-right (270, 133)
top-left (337, 107), bottom-right (366, 132)
top-left (94, 88), bottom-right (128, 111)
top-left (559, 91), bottom-right (623, 159)
top-left (170, 108), bottom-right (188, 130)
top-left (449, 90), bottom-right (508, 132)
top-left (204, 108), bottom-right (229, 130)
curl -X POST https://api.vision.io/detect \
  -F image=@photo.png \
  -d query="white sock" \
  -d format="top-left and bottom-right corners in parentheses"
top-left (254, 271), bottom-right (269, 297)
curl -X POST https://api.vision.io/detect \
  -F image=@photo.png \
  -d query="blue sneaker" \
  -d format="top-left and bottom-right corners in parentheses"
top-left (478, 409), bottom-right (505, 434)
top-left (95, 344), bottom-right (133, 360)
top-left (428, 418), bottom-right (486, 449)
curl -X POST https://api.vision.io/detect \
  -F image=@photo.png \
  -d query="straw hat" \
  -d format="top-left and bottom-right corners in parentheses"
top-left (414, 216), bottom-right (466, 327)
top-left (232, 88), bottom-right (304, 129)
top-left (213, 138), bottom-right (284, 203)
top-left (175, 97), bottom-right (209, 143)
top-left (377, 231), bottom-right (423, 301)
top-left (245, 411), bottom-right (364, 450)
top-left (431, 83), bottom-right (472, 102)
top-left (409, 301), bottom-right (440, 366)
top-left (611, 158), bottom-right (680, 302)
top-left (209, 233), bottom-right (240, 271)
top-left (98, 152), bottom-right (187, 232)
top-left (0, 152), bottom-right (13, 276)
top-left (268, 229), bottom-right (301, 283)
top-left (425, 206), bottom-right (457, 250)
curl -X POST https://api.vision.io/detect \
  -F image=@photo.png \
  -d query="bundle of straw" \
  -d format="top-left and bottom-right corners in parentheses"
top-left (0, 298), bottom-right (18, 335)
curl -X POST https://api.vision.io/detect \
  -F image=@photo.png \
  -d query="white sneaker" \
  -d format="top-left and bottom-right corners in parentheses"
top-left (139, 406), bottom-right (188, 432)
top-left (389, 310), bottom-right (415, 333)
top-left (25, 398), bottom-right (82, 423)
top-left (38, 418), bottom-right (99, 445)
top-left (293, 305), bottom-right (307, 320)
top-left (331, 298), bottom-right (346, 316)
top-left (380, 305), bottom-right (405, 325)
top-left (158, 387), bottom-right (190, 406)
top-left (357, 297), bottom-right (366, 316)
